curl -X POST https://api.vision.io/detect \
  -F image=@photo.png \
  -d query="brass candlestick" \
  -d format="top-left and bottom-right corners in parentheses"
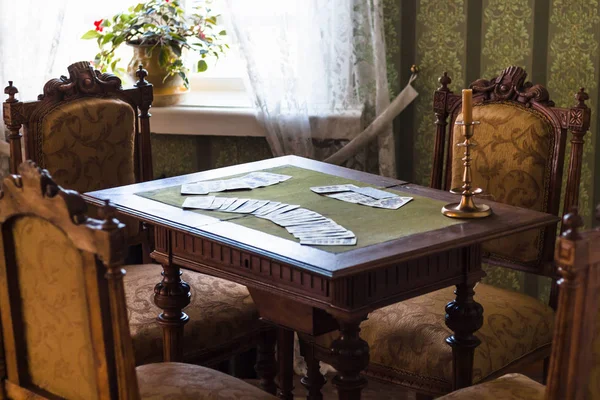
top-left (442, 120), bottom-right (492, 219)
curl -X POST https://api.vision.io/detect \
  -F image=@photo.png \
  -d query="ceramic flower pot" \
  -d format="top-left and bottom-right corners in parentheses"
top-left (127, 44), bottom-right (189, 107)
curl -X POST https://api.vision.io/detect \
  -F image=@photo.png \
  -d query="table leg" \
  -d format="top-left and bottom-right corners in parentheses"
top-left (299, 337), bottom-right (326, 400)
top-left (277, 327), bottom-right (295, 399)
top-left (445, 280), bottom-right (483, 390)
top-left (153, 261), bottom-right (191, 362)
top-left (256, 329), bottom-right (278, 395)
top-left (330, 316), bottom-right (369, 400)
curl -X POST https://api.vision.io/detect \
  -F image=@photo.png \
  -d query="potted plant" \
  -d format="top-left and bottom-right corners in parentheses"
top-left (82, 0), bottom-right (227, 106)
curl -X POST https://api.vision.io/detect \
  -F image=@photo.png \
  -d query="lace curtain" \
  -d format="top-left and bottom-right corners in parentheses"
top-left (0, 0), bottom-right (137, 178)
top-left (224, 0), bottom-right (395, 177)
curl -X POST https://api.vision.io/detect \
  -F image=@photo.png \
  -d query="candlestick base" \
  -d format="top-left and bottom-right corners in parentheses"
top-left (442, 202), bottom-right (492, 219)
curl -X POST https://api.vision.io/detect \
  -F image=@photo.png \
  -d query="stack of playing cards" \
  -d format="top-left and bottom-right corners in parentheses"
top-left (311, 184), bottom-right (413, 210)
top-left (181, 172), bottom-right (292, 195)
top-left (181, 196), bottom-right (356, 246)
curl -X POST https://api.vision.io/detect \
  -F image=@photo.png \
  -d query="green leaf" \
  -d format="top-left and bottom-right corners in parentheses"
top-left (82, 30), bottom-right (100, 39)
top-left (219, 30), bottom-right (226, 36)
top-left (101, 33), bottom-right (114, 44)
top-left (170, 43), bottom-right (182, 57)
top-left (197, 59), bottom-right (208, 72)
top-left (158, 46), bottom-right (169, 67)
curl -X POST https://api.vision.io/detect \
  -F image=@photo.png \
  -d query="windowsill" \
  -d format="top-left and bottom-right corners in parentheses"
top-left (150, 89), bottom-right (363, 140)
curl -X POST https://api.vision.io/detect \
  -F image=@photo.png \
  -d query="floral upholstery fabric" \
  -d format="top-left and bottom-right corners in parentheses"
top-left (11, 216), bottom-right (98, 399)
top-left (137, 362), bottom-right (277, 399)
top-left (124, 263), bottom-right (263, 365)
top-left (452, 103), bottom-right (554, 264)
top-left (437, 373), bottom-right (544, 399)
top-left (36, 97), bottom-right (136, 194)
top-left (315, 284), bottom-right (554, 386)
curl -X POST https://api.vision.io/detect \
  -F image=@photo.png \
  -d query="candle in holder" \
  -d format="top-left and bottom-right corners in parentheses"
top-left (462, 89), bottom-right (473, 124)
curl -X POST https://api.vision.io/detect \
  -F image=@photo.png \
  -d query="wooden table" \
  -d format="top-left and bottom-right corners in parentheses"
top-left (84, 156), bottom-right (558, 400)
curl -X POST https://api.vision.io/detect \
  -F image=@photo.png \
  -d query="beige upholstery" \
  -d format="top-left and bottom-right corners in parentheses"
top-left (124, 263), bottom-right (264, 365)
top-left (11, 216), bottom-right (99, 400)
top-left (137, 362), bottom-right (277, 399)
top-left (452, 104), bottom-right (555, 264)
top-left (437, 373), bottom-right (544, 399)
top-left (316, 284), bottom-right (554, 387)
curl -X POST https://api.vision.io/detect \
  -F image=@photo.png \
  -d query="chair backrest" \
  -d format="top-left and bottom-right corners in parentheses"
top-left (0, 161), bottom-right (139, 399)
top-left (431, 66), bottom-right (590, 276)
top-left (545, 206), bottom-right (600, 400)
top-left (2, 61), bottom-right (154, 194)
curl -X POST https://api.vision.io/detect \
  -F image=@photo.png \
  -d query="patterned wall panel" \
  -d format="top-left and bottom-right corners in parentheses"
top-left (480, 0), bottom-right (533, 78)
top-left (413, 0), bottom-right (466, 185)
top-left (546, 0), bottom-right (599, 228)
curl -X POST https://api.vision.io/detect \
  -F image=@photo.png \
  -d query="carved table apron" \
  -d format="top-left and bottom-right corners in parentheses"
top-left (83, 155), bottom-right (559, 400)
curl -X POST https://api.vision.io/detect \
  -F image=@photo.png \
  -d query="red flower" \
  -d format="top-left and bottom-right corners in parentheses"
top-left (198, 28), bottom-right (206, 40)
top-left (94, 19), bottom-right (103, 32)
top-left (165, 0), bottom-right (170, 2)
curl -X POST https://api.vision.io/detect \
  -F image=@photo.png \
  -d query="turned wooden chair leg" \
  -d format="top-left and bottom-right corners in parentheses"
top-left (299, 337), bottom-right (326, 400)
top-left (255, 329), bottom-right (278, 395)
top-left (277, 327), bottom-right (295, 400)
top-left (153, 262), bottom-right (191, 361)
top-left (330, 316), bottom-right (369, 400)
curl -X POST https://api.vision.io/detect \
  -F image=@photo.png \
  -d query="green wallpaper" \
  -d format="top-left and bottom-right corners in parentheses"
top-left (413, 0), bottom-right (466, 185)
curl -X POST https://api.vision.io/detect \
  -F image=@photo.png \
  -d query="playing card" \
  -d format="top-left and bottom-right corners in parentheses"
top-left (326, 192), bottom-right (374, 204)
top-left (206, 197), bottom-right (227, 210)
top-left (286, 222), bottom-right (342, 233)
top-left (224, 178), bottom-right (253, 191)
top-left (310, 184), bottom-right (359, 194)
top-left (276, 217), bottom-right (329, 227)
top-left (351, 186), bottom-right (398, 200)
top-left (271, 208), bottom-right (320, 221)
top-left (181, 180), bottom-right (227, 195)
top-left (218, 197), bottom-right (239, 210)
top-left (369, 196), bottom-right (413, 210)
top-left (300, 238), bottom-right (357, 246)
top-left (295, 231), bottom-right (355, 240)
top-left (253, 201), bottom-right (282, 215)
top-left (235, 199), bottom-right (271, 214)
top-left (222, 198), bottom-right (250, 212)
top-left (246, 171), bottom-right (292, 183)
top-left (258, 204), bottom-right (300, 219)
top-left (182, 196), bottom-right (216, 209)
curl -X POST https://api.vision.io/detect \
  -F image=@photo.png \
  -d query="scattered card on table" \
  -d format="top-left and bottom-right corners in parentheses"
top-left (300, 238), bottom-right (357, 246)
top-left (182, 196), bottom-right (216, 209)
top-left (310, 184), bottom-right (359, 194)
top-left (369, 196), bottom-right (413, 210)
top-left (218, 197), bottom-right (239, 210)
top-left (326, 192), bottom-right (374, 204)
top-left (222, 198), bottom-right (250, 212)
top-left (351, 186), bottom-right (398, 200)
top-left (181, 180), bottom-right (227, 195)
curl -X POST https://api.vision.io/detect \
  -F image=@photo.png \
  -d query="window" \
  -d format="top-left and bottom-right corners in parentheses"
top-left (57, 0), bottom-right (248, 108)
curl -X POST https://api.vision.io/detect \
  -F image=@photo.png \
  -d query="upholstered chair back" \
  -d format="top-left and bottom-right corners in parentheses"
top-left (3, 61), bottom-right (154, 193)
top-left (432, 66), bottom-right (590, 276)
top-left (0, 161), bottom-right (139, 399)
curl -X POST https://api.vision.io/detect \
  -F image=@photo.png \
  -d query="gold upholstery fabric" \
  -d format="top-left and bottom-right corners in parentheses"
top-left (315, 284), bottom-right (554, 385)
top-left (12, 216), bottom-right (98, 400)
top-left (437, 373), bottom-right (544, 400)
top-left (137, 362), bottom-right (277, 399)
top-left (452, 104), bottom-right (554, 264)
top-left (124, 263), bottom-right (263, 365)
top-left (37, 97), bottom-right (136, 194)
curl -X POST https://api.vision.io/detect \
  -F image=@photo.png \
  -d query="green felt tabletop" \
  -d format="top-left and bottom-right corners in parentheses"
top-left (135, 165), bottom-right (465, 253)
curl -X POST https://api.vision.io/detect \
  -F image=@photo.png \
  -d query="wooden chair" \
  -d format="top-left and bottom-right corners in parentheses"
top-left (438, 206), bottom-right (600, 400)
top-left (303, 66), bottom-right (591, 398)
top-left (0, 161), bottom-right (277, 399)
top-left (2, 62), bottom-right (272, 377)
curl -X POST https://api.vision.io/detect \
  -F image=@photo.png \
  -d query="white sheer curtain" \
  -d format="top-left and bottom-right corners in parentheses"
top-left (0, 0), bottom-right (138, 178)
top-left (224, 0), bottom-right (395, 177)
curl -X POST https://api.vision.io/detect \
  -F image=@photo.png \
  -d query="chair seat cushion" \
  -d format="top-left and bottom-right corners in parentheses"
top-left (137, 362), bottom-right (277, 399)
top-left (437, 373), bottom-right (545, 399)
top-left (124, 264), bottom-right (263, 365)
top-left (315, 284), bottom-right (554, 388)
